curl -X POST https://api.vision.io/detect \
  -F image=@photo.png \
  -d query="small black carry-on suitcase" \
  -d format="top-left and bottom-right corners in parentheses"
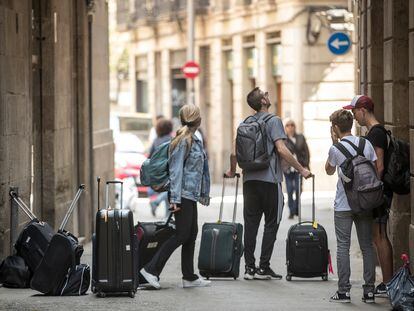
top-left (198, 173), bottom-right (244, 280)
top-left (92, 179), bottom-right (138, 298)
top-left (136, 213), bottom-right (175, 284)
top-left (286, 175), bottom-right (330, 281)
top-left (9, 190), bottom-right (55, 274)
top-left (30, 185), bottom-right (86, 294)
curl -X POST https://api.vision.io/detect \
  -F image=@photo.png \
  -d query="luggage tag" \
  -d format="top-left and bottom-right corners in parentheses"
top-left (312, 221), bottom-right (318, 229)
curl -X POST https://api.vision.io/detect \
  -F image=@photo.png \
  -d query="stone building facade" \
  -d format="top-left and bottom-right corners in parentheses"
top-left (114, 0), bottom-right (354, 188)
top-left (0, 0), bottom-right (114, 258)
top-left (353, 0), bottom-right (414, 271)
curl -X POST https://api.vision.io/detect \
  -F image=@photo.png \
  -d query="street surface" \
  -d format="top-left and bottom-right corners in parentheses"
top-left (0, 183), bottom-right (391, 310)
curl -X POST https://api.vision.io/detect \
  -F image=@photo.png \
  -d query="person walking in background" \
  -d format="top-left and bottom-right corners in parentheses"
top-left (148, 114), bottom-right (165, 147)
top-left (283, 119), bottom-right (310, 219)
top-left (344, 95), bottom-right (393, 298)
top-left (140, 104), bottom-right (211, 289)
top-left (325, 109), bottom-right (376, 304)
top-left (226, 87), bottom-right (311, 281)
top-left (148, 118), bottom-right (174, 217)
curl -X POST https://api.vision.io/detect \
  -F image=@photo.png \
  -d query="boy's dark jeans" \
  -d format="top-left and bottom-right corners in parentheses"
top-left (243, 180), bottom-right (280, 269)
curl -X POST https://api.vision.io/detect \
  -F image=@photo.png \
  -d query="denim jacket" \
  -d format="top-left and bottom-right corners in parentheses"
top-left (169, 135), bottom-right (211, 206)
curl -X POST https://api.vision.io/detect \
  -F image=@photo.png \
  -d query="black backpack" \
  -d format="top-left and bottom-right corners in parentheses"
top-left (370, 126), bottom-right (410, 195)
top-left (334, 138), bottom-right (384, 214)
top-left (236, 114), bottom-right (275, 171)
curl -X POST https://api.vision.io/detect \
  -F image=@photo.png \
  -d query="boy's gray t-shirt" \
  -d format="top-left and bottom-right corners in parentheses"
top-left (242, 112), bottom-right (287, 184)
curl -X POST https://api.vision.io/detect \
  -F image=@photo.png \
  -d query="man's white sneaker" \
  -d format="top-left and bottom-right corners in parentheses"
top-left (182, 278), bottom-right (211, 288)
top-left (140, 268), bottom-right (161, 289)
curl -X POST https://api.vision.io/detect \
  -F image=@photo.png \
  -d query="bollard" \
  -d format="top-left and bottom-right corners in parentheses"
top-left (9, 187), bottom-right (18, 254)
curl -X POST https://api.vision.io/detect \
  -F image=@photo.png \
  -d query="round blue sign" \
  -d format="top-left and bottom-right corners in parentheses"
top-left (327, 32), bottom-right (351, 55)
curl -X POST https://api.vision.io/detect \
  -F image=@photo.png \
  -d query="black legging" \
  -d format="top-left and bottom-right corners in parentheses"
top-left (145, 198), bottom-right (198, 281)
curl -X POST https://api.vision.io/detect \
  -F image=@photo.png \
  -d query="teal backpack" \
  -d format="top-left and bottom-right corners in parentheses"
top-left (140, 142), bottom-right (170, 192)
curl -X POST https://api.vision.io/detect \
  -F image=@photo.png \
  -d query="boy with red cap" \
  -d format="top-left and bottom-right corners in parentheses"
top-left (344, 95), bottom-right (393, 298)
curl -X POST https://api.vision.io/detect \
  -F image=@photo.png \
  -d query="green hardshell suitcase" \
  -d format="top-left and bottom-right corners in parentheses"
top-left (198, 174), bottom-right (243, 280)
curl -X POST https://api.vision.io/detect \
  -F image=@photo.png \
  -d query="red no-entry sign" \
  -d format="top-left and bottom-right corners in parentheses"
top-left (182, 61), bottom-right (200, 79)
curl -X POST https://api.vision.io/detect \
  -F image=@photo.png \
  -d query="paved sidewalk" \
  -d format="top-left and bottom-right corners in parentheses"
top-left (0, 183), bottom-right (391, 310)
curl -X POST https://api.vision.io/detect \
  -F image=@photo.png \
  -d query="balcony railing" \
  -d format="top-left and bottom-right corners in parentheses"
top-left (117, 0), bottom-right (210, 26)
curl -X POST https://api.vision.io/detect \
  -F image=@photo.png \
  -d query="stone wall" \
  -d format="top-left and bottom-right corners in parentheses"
top-left (357, 0), bottom-right (411, 271)
top-left (0, 0), bottom-right (113, 258)
top-left (0, 1), bottom-right (32, 257)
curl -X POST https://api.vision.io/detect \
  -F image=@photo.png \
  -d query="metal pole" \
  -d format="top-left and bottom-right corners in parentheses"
top-left (187, 0), bottom-right (195, 105)
top-left (10, 187), bottom-right (18, 254)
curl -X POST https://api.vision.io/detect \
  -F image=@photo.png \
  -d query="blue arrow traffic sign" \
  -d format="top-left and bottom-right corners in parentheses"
top-left (327, 32), bottom-right (351, 55)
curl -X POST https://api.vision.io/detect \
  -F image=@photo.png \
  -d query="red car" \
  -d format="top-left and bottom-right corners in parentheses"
top-left (114, 133), bottom-right (149, 197)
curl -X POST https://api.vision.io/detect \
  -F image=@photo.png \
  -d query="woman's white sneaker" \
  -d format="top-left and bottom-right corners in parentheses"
top-left (140, 268), bottom-right (161, 289)
top-left (182, 277), bottom-right (211, 288)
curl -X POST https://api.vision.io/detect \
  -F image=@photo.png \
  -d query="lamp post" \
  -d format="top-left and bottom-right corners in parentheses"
top-left (187, 0), bottom-right (195, 105)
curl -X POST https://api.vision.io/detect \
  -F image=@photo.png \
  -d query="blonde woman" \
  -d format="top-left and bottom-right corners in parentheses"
top-left (140, 104), bottom-right (211, 289)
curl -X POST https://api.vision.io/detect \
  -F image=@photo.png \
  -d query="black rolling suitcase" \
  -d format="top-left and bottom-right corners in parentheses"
top-left (92, 179), bottom-right (138, 298)
top-left (9, 190), bottom-right (55, 274)
top-left (135, 212), bottom-right (176, 284)
top-left (198, 174), bottom-right (243, 280)
top-left (285, 175), bottom-right (330, 281)
top-left (30, 185), bottom-right (86, 294)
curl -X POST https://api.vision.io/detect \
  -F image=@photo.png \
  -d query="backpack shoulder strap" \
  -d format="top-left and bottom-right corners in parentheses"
top-left (243, 115), bottom-right (257, 123)
top-left (341, 138), bottom-right (363, 155)
top-left (334, 142), bottom-right (353, 159)
top-left (262, 113), bottom-right (275, 123)
top-left (357, 137), bottom-right (366, 156)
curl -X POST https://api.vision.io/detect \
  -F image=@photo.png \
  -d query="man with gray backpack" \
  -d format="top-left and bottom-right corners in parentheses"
top-left (325, 109), bottom-right (380, 304)
top-left (226, 87), bottom-right (311, 281)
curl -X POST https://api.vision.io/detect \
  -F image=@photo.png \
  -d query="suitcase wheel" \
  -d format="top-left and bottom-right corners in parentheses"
top-left (129, 291), bottom-right (135, 298)
top-left (233, 277), bottom-right (237, 280)
top-left (322, 275), bottom-right (328, 281)
top-left (286, 275), bottom-right (292, 281)
top-left (97, 291), bottom-right (106, 298)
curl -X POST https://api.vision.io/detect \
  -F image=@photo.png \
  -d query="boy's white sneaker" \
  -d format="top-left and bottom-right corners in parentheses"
top-left (140, 268), bottom-right (161, 289)
top-left (182, 277), bottom-right (211, 288)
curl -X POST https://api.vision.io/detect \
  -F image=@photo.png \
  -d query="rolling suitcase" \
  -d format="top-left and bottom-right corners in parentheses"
top-left (285, 175), bottom-right (330, 281)
top-left (30, 185), bottom-right (86, 294)
top-left (92, 179), bottom-right (138, 298)
top-left (136, 212), bottom-right (176, 284)
top-left (198, 174), bottom-right (243, 280)
top-left (9, 190), bottom-right (55, 274)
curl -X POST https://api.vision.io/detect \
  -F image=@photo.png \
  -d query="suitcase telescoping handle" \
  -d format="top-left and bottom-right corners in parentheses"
top-left (105, 180), bottom-right (123, 210)
top-left (9, 190), bottom-right (37, 221)
top-left (298, 174), bottom-right (315, 224)
top-left (218, 173), bottom-right (240, 223)
top-left (59, 184), bottom-right (86, 231)
top-left (97, 176), bottom-right (101, 211)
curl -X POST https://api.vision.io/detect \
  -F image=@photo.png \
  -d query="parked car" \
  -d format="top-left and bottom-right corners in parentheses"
top-left (114, 132), bottom-right (149, 198)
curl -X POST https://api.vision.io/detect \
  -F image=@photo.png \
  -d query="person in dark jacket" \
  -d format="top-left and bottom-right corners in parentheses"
top-left (283, 119), bottom-right (310, 219)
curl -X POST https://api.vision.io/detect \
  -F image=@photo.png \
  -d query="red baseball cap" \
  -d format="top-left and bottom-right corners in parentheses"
top-left (343, 95), bottom-right (374, 111)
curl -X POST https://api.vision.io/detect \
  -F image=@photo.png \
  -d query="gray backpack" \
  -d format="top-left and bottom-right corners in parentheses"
top-left (236, 114), bottom-right (274, 171)
top-left (334, 138), bottom-right (384, 214)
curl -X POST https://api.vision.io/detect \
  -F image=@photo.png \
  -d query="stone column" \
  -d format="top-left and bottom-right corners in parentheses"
top-left (148, 51), bottom-right (156, 116)
top-left (161, 49), bottom-right (172, 118)
top-left (383, 0), bottom-right (411, 271)
top-left (408, 0), bottom-right (414, 271)
top-left (209, 39), bottom-right (227, 181)
top-left (0, 1), bottom-right (32, 258)
top-left (367, 0), bottom-right (384, 122)
top-left (232, 35), bottom-right (245, 121)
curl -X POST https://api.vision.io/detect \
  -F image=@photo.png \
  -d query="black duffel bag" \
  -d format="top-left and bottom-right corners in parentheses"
top-left (55, 263), bottom-right (90, 296)
top-left (0, 255), bottom-right (31, 288)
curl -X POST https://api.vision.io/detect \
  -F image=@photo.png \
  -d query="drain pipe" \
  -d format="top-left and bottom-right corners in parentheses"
top-left (86, 0), bottom-right (95, 238)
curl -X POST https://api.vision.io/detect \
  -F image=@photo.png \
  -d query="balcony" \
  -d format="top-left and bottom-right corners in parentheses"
top-left (116, 0), bottom-right (210, 27)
